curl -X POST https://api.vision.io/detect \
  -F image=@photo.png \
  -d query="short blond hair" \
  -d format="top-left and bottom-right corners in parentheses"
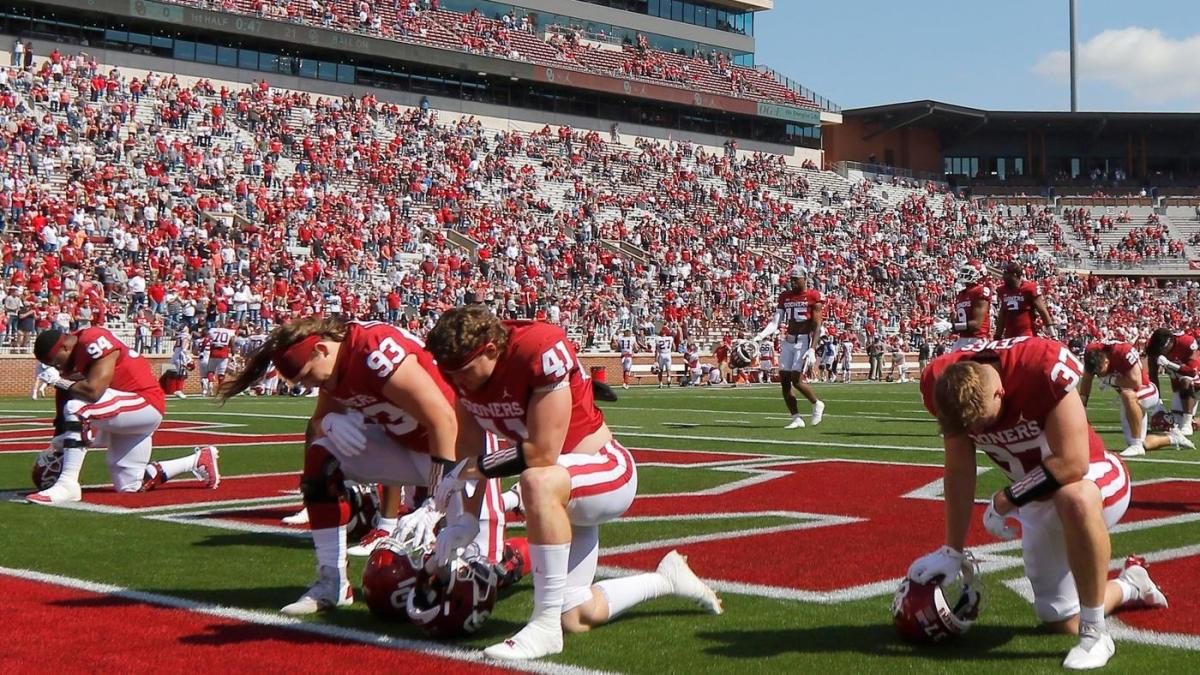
top-left (934, 361), bottom-right (991, 435)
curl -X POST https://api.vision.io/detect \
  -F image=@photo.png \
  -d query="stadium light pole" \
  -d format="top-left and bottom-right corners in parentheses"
top-left (1069, 0), bottom-right (1078, 112)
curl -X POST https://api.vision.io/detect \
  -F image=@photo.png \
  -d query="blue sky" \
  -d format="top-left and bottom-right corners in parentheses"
top-left (754, 0), bottom-right (1200, 112)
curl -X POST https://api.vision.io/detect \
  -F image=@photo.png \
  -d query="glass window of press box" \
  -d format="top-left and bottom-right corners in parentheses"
top-left (438, 0), bottom-right (753, 36)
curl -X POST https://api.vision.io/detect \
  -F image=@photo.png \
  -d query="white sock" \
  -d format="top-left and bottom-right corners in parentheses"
top-left (60, 446), bottom-right (87, 483)
top-left (312, 525), bottom-right (347, 572)
top-left (376, 517), bottom-right (397, 533)
top-left (527, 543), bottom-right (570, 626)
top-left (501, 489), bottom-right (521, 512)
top-left (1114, 579), bottom-right (1137, 604)
top-left (1183, 413), bottom-right (1194, 429)
top-left (1080, 604), bottom-right (1106, 630)
top-left (158, 453), bottom-right (198, 480)
top-left (595, 572), bottom-right (672, 620)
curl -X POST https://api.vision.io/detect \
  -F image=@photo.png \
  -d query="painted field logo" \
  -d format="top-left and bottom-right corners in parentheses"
top-left (0, 417), bottom-right (304, 453)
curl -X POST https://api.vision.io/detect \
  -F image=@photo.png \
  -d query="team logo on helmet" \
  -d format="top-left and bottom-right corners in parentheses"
top-left (362, 537), bottom-right (426, 621)
top-left (32, 448), bottom-right (64, 491)
top-left (731, 341), bottom-right (758, 369)
top-left (344, 481), bottom-right (382, 542)
top-left (406, 549), bottom-right (499, 639)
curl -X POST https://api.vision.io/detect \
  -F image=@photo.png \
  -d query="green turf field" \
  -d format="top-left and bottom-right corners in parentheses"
top-left (1, 382), bottom-right (1196, 673)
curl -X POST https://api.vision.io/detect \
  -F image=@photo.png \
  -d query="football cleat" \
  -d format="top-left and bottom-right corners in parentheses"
top-left (192, 446), bottom-right (220, 489)
top-left (1168, 427), bottom-right (1195, 450)
top-left (174, 391), bottom-right (187, 399)
top-left (26, 478), bottom-right (82, 505)
top-left (1119, 556), bottom-right (1168, 609)
top-left (280, 565), bottom-right (352, 615)
top-left (483, 621), bottom-right (563, 660)
top-left (1119, 443), bottom-right (1146, 457)
top-left (495, 537), bottom-right (531, 590)
top-left (281, 507), bottom-right (310, 526)
top-left (811, 400), bottom-right (825, 426)
top-left (785, 414), bottom-right (806, 429)
top-left (1062, 623), bottom-right (1115, 670)
top-left (347, 528), bottom-right (390, 557)
top-left (657, 550), bottom-right (723, 614)
top-left (140, 462), bottom-right (167, 492)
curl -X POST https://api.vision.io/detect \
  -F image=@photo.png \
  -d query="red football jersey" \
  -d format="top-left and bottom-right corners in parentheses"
top-left (1087, 341), bottom-right (1147, 386)
top-left (776, 289), bottom-right (822, 336)
top-left (322, 321), bottom-right (455, 452)
top-left (920, 336), bottom-right (1107, 483)
top-left (998, 281), bottom-right (1041, 338)
top-left (66, 327), bottom-right (166, 414)
top-left (1166, 333), bottom-right (1198, 365)
top-left (456, 321), bottom-right (604, 455)
top-left (208, 327), bottom-right (235, 358)
top-left (953, 284), bottom-right (993, 339)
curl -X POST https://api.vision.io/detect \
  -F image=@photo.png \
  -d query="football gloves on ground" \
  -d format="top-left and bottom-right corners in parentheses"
top-left (433, 497), bottom-right (480, 567)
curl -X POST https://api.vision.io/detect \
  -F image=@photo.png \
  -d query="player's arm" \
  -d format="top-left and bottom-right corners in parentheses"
top-left (1077, 372), bottom-right (1094, 407)
top-left (754, 309), bottom-right (783, 342)
top-left (61, 351), bottom-right (118, 402)
top-left (993, 388), bottom-right (1091, 515)
top-left (942, 432), bottom-right (978, 551)
top-left (379, 355), bottom-right (457, 463)
top-left (966, 298), bottom-right (988, 335)
top-left (523, 385), bottom-right (571, 468)
top-left (992, 301), bottom-right (1007, 341)
top-left (808, 300), bottom-right (824, 345)
top-left (1033, 294), bottom-right (1055, 338)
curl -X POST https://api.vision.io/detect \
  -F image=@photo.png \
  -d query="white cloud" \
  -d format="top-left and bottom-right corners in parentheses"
top-left (1032, 27), bottom-right (1200, 105)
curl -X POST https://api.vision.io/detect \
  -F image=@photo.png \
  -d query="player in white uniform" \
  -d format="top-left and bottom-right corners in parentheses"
top-left (654, 330), bottom-right (676, 389)
top-left (887, 342), bottom-right (909, 383)
top-left (612, 329), bottom-right (640, 390)
top-left (33, 360), bottom-right (52, 399)
top-left (758, 340), bottom-right (776, 383)
top-left (683, 343), bottom-right (702, 386)
top-left (170, 340), bottom-right (194, 399)
top-left (840, 339), bottom-right (854, 383)
top-left (205, 325), bottom-right (236, 390)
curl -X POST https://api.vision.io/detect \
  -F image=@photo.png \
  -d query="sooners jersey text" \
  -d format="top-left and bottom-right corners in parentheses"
top-left (776, 289), bottom-right (822, 335)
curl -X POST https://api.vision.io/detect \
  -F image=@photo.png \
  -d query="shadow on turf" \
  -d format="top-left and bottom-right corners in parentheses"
top-left (821, 431), bottom-right (935, 439)
top-left (190, 532), bottom-right (312, 550)
top-left (697, 624), bottom-right (1056, 661)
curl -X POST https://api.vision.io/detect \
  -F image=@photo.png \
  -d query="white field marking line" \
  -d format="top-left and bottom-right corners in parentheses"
top-left (0, 441), bottom-right (304, 456)
top-left (627, 405), bottom-right (934, 421)
top-left (901, 467), bottom-right (994, 501)
top-left (144, 512), bottom-right (309, 538)
top-left (599, 512), bottom-right (865, 557)
top-left (2, 471), bottom-right (303, 513)
top-left (0, 566), bottom-right (612, 675)
top-left (0, 410), bottom-right (308, 432)
top-left (606, 424), bottom-right (643, 430)
top-left (621, 431), bottom-right (1200, 466)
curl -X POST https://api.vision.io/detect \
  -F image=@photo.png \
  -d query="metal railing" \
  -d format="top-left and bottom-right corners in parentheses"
top-left (833, 161), bottom-right (948, 185)
top-left (754, 65), bottom-right (840, 113)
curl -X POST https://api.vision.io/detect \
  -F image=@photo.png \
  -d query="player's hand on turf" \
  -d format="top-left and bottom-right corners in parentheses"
top-left (394, 499), bottom-right (441, 552)
top-left (319, 410), bottom-right (366, 457)
top-left (907, 545), bottom-right (965, 584)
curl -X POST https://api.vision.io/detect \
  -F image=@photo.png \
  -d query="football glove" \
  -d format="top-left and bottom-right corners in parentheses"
top-left (432, 458), bottom-right (478, 512)
top-left (1157, 355), bottom-right (1183, 373)
top-left (933, 319), bottom-right (953, 336)
top-left (432, 498), bottom-right (480, 567)
top-left (907, 545), bottom-right (966, 585)
top-left (394, 499), bottom-right (441, 552)
top-left (983, 495), bottom-right (1020, 540)
top-left (318, 410), bottom-right (366, 458)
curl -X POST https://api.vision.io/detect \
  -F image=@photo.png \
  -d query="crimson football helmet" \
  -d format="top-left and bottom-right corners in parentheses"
top-left (893, 553), bottom-right (985, 643)
top-left (730, 341), bottom-right (757, 369)
top-left (344, 481), bottom-right (382, 542)
top-left (407, 550), bottom-right (499, 639)
top-left (32, 448), bottom-right (64, 490)
top-left (1149, 409), bottom-right (1175, 433)
top-left (361, 537), bottom-right (425, 621)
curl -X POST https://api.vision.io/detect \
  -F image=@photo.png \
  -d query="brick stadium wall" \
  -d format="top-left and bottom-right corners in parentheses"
top-left (0, 352), bottom-right (893, 398)
top-left (0, 355), bottom-right (206, 397)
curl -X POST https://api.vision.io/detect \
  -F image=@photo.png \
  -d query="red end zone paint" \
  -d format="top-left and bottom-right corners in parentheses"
top-left (0, 575), bottom-right (516, 674)
top-left (83, 474), bottom-right (301, 509)
top-left (1114, 554), bottom-right (1200, 636)
top-left (0, 418), bottom-right (304, 453)
top-left (606, 461), bottom-right (1198, 593)
top-left (627, 448), bottom-right (769, 465)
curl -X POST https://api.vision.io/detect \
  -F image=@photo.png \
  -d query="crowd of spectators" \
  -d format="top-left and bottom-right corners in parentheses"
top-left (3, 48), bottom-right (1200, 364)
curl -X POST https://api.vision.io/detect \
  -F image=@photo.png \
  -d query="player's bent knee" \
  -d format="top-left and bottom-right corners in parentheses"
top-left (62, 399), bottom-right (86, 420)
top-left (1052, 480), bottom-right (1102, 521)
top-left (519, 465), bottom-right (570, 501)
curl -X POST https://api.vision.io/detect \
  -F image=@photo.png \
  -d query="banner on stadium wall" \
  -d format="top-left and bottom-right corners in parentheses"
top-left (755, 102), bottom-right (821, 126)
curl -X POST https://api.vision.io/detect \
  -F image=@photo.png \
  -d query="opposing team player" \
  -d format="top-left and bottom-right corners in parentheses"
top-left (936, 260), bottom-right (993, 351)
top-left (994, 263), bottom-right (1056, 340)
top-left (205, 322), bottom-right (237, 395)
top-left (1146, 327), bottom-right (1199, 436)
top-left (612, 329), bottom-right (641, 390)
top-left (426, 306), bottom-right (722, 660)
top-left (30, 327), bottom-right (219, 503)
top-left (912, 336), bottom-right (1167, 669)
top-left (1080, 340), bottom-right (1193, 456)
top-left (653, 327), bottom-right (676, 389)
top-left (754, 264), bottom-right (826, 428)
top-left (220, 318), bottom-right (505, 615)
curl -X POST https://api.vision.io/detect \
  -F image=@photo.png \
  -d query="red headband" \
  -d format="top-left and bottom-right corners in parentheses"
top-left (273, 335), bottom-right (322, 381)
top-left (441, 341), bottom-right (492, 373)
